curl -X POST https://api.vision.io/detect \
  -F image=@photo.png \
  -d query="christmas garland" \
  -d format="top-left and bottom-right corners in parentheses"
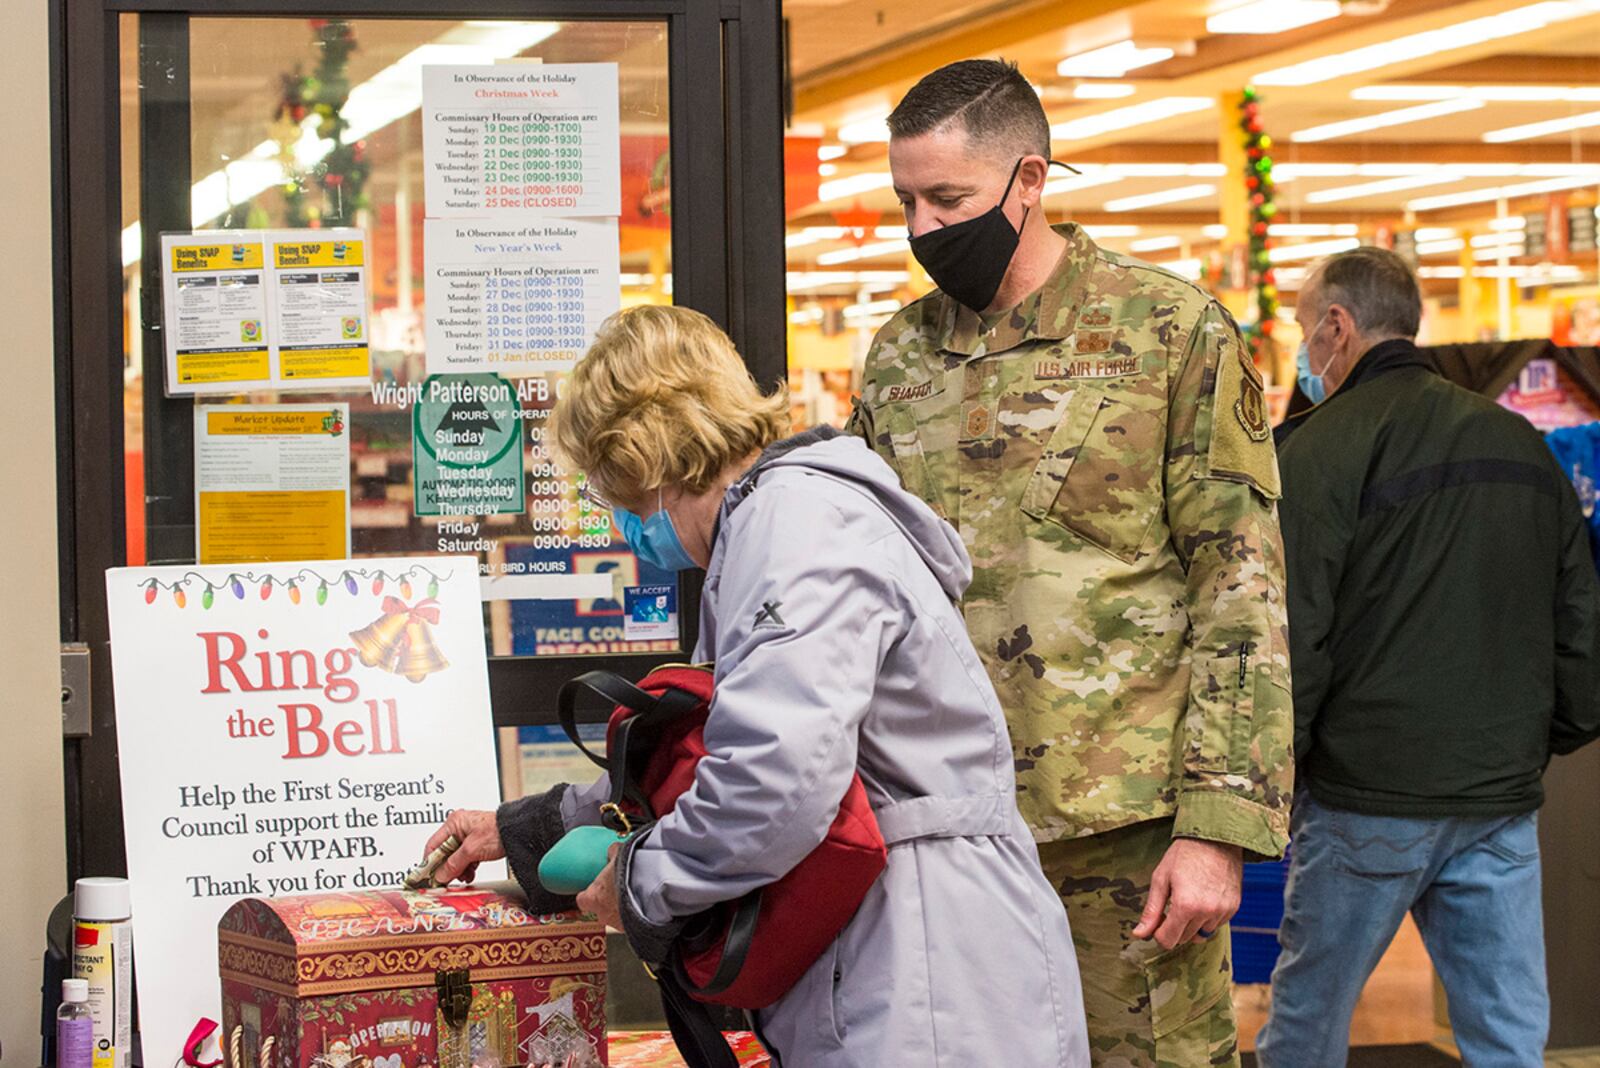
top-left (270, 19), bottom-right (371, 229)
top-left (139, 565), bottom-right (450, 609)
top-left (1238, 87), bottom-right (1279, 362)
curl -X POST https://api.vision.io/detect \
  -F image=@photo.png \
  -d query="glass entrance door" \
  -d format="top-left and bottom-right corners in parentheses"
top-left (57, 0), bottom-right (785, 880)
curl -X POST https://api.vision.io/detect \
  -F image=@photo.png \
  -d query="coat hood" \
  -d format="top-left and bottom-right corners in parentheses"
top-left (724, 427), bottom-right (971, 600)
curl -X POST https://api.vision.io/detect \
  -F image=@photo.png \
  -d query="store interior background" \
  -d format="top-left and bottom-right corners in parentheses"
top-left (8, 0), bottom-right (1600, 1059)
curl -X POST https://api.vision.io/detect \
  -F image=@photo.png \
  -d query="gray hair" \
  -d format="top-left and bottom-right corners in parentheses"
top-left (1304, 246), bottom-right (1422, 340)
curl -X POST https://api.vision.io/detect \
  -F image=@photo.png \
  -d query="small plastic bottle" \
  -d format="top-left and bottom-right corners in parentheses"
top-left (57, 979), bottom-right (93, 1068)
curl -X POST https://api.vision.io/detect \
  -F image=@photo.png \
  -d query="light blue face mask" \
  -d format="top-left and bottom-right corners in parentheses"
top-left (1295, 342), bottom-right (1327, 405)
top-left (612, 489), bottom-right (698, 572)
top-left (1296, 314), bottom-right (1330, 405)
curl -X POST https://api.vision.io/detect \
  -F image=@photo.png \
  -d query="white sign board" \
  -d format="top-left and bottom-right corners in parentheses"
top-left (422, 64), bottom-right (620, 218)
top-left (423, 217), bottom-right (620, 375)
top-left (104, 557), bottom-right (503, 1066)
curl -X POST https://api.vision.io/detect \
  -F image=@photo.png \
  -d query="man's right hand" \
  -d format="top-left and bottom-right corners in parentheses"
top-left (423, 808), bottom-right (505, 885)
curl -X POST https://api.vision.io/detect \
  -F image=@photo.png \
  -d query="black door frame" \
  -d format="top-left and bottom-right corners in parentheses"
top-left (52, 0), bottom-right (787, 882)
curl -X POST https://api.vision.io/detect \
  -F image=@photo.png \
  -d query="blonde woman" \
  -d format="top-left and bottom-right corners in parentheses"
top-left (424, 306), bottom-right (1088, 1067)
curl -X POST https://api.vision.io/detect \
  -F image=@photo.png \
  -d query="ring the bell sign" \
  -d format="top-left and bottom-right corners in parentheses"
top-left (104, 556), bottom-right (505, 1067)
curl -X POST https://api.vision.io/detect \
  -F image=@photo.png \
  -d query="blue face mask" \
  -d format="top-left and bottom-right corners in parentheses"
top-left (1296, 313), bottom-right (1331, 405)
top-left (612, 489), bottom-right (698, 572)
top-left (1296, 342), bottom-right (1327, 405)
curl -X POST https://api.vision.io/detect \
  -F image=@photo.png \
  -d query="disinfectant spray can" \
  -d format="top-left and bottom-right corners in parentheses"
top-left (72, 878), bottom-right (133, 1068)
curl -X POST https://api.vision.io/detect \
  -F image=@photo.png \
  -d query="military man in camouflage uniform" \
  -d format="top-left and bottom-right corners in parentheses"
top-left (847, 60), bottom-right (1292, 1066)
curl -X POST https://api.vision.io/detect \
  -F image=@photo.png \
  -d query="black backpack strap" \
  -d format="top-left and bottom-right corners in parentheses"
top-left (556, 670), bottom-right (663, 769)
top-left (671, 889), bottom-right (763, 998)
top-left (657, 971), bottom-right (740, 1068)
top-left (558, 671), bottom-right (706, 832)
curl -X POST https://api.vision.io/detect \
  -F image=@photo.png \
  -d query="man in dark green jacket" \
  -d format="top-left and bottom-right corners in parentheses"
top-left (1257, 247), bottom-right (1600, 1068)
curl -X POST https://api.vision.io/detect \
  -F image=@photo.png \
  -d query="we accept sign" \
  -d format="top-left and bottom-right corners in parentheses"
top-left (104, 557), bottom-right (503, 1065)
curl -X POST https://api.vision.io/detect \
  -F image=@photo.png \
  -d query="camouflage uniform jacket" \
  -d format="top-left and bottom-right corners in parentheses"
top-left (848, 223), bottom-right (1292, 859)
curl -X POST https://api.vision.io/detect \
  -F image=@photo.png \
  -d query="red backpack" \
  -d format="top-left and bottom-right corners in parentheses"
top-left (557, 666), bottom-right (888, 1012)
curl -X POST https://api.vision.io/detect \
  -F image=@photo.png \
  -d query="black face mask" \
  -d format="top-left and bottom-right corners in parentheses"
top-left (907, 157), bottom-right (1075, 313)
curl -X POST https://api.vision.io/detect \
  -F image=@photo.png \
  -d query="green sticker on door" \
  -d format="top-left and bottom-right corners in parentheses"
top-left (413, 373), bottom-right (524, 517)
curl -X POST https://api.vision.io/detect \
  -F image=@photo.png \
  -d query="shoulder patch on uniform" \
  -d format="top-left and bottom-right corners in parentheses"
top-left (1205, 318), bottom-right (1281, 499)
top-left (1232, 347), bottom-right (1271, 443)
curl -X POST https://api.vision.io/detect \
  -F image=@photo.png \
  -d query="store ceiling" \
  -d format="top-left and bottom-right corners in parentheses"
top-left (112, 3), bottom-right (1600, 297)
top-left (785, 0), bottom-right (1600, 291)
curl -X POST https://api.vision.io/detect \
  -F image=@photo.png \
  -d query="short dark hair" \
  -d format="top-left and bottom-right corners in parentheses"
top-left (1307, 246), bottom-right (1422, 340)
top-left (887, 59), bottom-right (1051, 159)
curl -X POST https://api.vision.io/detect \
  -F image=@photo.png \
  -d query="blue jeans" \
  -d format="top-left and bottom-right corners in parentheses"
top-left (1255, 793), bottom-right (1547, 1068)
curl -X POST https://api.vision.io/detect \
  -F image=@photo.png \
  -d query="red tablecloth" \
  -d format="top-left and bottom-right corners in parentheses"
top-left (608, 1031), bottom-right (770, 1067)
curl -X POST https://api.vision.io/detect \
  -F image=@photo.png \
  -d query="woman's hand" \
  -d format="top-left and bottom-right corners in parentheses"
top-left (422, 809), bottom-right (504, 885)
top-left (576, 844), bottom-right (623, 930)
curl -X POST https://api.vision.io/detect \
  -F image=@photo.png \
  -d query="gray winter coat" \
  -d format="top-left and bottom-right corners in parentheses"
top-left (500, 430), bottom-right (1088, 1067)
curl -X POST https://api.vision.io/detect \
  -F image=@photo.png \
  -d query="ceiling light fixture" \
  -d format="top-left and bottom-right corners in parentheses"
top-left (1254, 2), bottom-right (1600, 87)
top-left (1057, 41), bottom-right (1177, 78)
top-left (1207, 0), bottom-right (1342, 35)
top-left (1042, 171), bottom-right (1126, 198)
top-left (1482, 108), bottom-right (1600, 143)
top-left (842, 299), bottom-right (904, 320)
top-left (1267, 237), bottom-right (1361, 263)
top-left (1353, 84), bottom-right (1600, 103)
top-left (816, 172), bottom-right (894, 202)
top-left (1472, 243), bottom-right (1525, 261)
top-left (1303, 172), bottom-right (1466, 204)
top-left (1051, 97), bottom-right (1214, 141)
top-left (832, 119), bottom-right (896, 144)
top-left (1407, 173), bottom-right (1600, 211)
top-left (1290, 99), bottom-right (1483, 142)
top-left (816, 240), bottom-right (910, 266)
top-left (1073, 83), bottom-right (1139, 99)
top-left (1155, 258), bottom-right (1203, 280)
top-left (1130, 235), bottom-right (1183, 252)
top-left (1103, 184), bottom-right (1216, 212)
top-left (1269, 223), bottom-right (1361, 237)
top-left (786, 270), bottom-right (912, 292)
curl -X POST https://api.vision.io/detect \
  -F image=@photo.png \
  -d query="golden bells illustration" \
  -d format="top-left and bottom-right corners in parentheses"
top-left (349, 609), bottom-right (408, 669)
top-left (349, 596), bottom-right (449, 682)
top-left (393, 618), bottom-right (449, 683)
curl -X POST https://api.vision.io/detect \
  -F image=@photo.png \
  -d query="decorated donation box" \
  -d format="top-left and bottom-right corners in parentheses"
top-left (218, 884), bottom-right (608, 1068)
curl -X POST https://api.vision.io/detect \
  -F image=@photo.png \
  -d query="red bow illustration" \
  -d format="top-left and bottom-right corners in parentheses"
top-left (381, 596), bottom-right (441, 624)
